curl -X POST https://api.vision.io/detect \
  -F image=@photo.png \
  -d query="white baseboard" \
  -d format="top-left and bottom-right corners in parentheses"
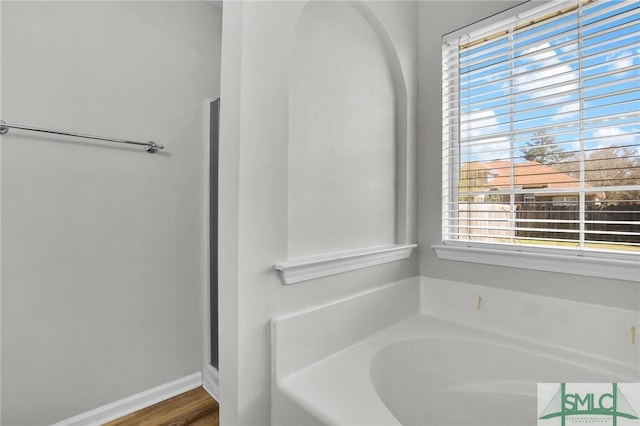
top-left (202, 364), bottom-right (220, 402)
top-left (51, 372), bottom-right (203, 426)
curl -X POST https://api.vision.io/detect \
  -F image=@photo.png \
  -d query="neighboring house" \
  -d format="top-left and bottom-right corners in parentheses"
top-left (460, 160), bottom-right (596, 206)
top-left (458, 160), bottom-right (598, 243)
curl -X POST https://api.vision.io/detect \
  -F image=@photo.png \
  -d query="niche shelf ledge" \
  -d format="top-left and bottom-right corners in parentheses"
top-left (275, 244), bottom-right (417, 285)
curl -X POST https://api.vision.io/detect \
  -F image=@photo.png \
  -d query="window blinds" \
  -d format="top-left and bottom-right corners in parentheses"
top-left (442, 0), bottom-right (640, 254)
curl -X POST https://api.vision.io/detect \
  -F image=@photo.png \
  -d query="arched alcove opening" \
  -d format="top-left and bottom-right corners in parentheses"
top-left (288, 0), bottom-right (407, 259)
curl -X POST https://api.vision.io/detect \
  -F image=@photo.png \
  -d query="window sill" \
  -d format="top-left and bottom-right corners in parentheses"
top-left (275, 244), bottom-right (417, 285)
top-left (432, 244), bottom-right (639, 282)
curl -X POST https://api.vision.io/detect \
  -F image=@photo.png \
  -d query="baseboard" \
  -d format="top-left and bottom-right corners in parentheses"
top-left (202, 364), bottom-right (220, 402)
top-left (51, 372), bottom-right (203, 426)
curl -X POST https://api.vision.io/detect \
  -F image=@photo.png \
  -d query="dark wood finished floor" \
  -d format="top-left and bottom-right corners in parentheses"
top-left (104, 387), bottom-right (219, 426)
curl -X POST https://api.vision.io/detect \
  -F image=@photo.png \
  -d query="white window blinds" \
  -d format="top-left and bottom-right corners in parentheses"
top-left (442, 0), bottom-right (640, 256)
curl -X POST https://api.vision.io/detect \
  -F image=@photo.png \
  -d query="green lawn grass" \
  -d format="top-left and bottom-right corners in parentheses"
top-left (512, 239), bottom-right (640, 253)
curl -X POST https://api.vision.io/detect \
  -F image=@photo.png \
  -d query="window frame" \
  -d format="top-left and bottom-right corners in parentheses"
top-left (436, 0), bottom-right (640, 282)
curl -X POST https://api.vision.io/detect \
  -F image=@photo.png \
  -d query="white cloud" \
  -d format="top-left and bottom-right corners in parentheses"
top-left (460, 110), bottom-right (510, 161)
top-left (515, 43), bottom-right (579, 103)
top-left (521, 43), bottom-right (556, 61)
top-left (461, 110), bottom-right (501, 138)
top-left (557, 41), bottom-right (578, 54)
top-left (596, 128), bottom-right (626, 137)
top-left (606, 50), bottom-right (635, 76)
top-left (593, 127), bottom-right (639, 147)
top-left (553, 102), bottom-right (580, 121)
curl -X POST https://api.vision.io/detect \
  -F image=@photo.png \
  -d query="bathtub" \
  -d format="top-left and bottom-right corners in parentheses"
top-left (271, 277), bottom-right (640, 426)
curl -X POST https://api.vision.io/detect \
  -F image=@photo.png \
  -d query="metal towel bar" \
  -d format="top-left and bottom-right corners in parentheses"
top-left (0, 120), bottom-right (164, 153)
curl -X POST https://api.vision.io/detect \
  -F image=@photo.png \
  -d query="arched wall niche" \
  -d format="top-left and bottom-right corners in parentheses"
top-left (287, 0), bottom-right (410, 262)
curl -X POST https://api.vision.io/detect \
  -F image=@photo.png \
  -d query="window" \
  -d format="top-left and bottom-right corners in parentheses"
top-left (441, 0), bottom-right (639, 271)
top-left (553, 196), bottom-right (579, 206)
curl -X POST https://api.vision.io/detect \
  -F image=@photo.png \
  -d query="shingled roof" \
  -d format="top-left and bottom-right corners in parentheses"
top-left (464, 160), bottom-right (584, 190)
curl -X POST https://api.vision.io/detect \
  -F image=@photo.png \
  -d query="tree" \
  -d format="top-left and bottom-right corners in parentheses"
top-left (519, 130), bottom-right (569, 165)
top-left (458, 163), bottom-right (487, 203)
top-left (560, 145), bottom-right (640, 202)
top-left (584, 145), bottom-right (640, 201)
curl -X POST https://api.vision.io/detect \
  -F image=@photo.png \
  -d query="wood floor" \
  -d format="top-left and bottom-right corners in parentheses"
top-left (104, 387), bottom-right (219, 426)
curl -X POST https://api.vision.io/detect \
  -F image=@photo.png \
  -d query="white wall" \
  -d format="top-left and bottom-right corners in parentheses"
top-left (417, 1), bottom-right (640, 312)
top-left (288, 1), bottom-right (396, 257)
top-left (218, 1), bottom-right (418, 424)
top-left (0, 2), bottom-right (221, 425)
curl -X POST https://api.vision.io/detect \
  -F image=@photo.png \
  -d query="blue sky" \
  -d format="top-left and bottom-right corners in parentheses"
top-left (456, 0), bottom-right (640, 164)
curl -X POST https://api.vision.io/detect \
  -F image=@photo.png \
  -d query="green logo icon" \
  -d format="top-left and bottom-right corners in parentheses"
top-left (539, 383), bottom-right (639, 425)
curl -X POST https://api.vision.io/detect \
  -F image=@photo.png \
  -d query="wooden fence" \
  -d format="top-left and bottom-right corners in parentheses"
top-left (517, 203), bottom-right (640, 244)
top-left (457, 203), bottom-right (640, 244)
top-left (457, 203), bottom-right (510, 242)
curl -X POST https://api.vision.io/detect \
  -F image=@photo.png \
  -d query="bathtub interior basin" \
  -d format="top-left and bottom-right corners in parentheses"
top-left (370, 336), bottom-right (633, 426)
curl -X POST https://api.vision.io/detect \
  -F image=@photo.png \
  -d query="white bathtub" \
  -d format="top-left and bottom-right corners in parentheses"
top-left (371, 330), bottom-right (638, 425)
top-left (271, 277), bottom-right (640, 426)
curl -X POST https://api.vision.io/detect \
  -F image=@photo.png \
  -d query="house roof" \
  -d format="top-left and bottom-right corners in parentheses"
top-left (464, 160), bottom-right (583, 190)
